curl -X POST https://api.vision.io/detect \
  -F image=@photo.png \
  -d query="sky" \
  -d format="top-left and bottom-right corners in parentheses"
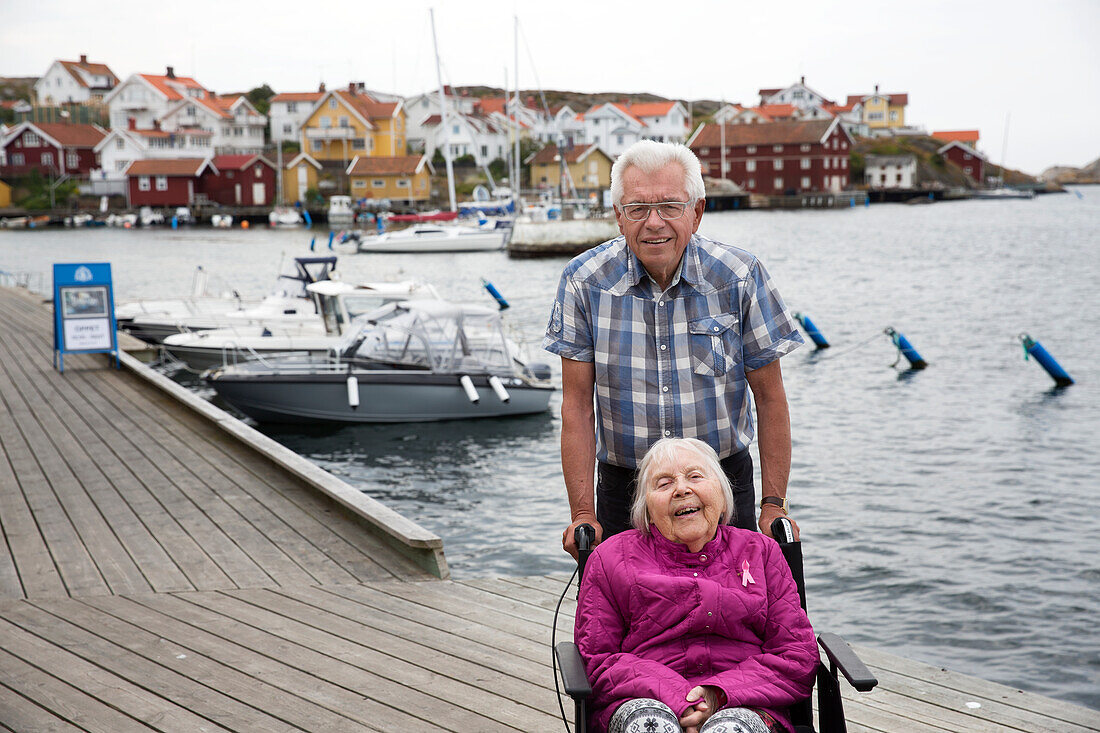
top-left (2, 0), bottom-right (1097, 174)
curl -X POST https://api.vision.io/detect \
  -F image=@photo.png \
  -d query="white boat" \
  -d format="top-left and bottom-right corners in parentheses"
top-left (162, 278), bottom-right (440, 370)
top-left (211, 214), bottom-right (234, 227)
top-left (346, 223), bottom-right (507, 253)
top-left (204, 299), bottom-right (554, 423)
top-left (327, 195), bottom-right (355, 226)
top-left (120, 256), bottom-right (337, 344)
top-left (269, 206), bottom-right (304, 228)
top-left (139, 206), bottom-right (165, 226)
top-left (971, 188), bottom-right (1036, 200)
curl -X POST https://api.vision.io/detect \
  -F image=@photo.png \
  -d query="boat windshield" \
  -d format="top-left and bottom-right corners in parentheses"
top-left (340, 301), bottom-right (513, 373)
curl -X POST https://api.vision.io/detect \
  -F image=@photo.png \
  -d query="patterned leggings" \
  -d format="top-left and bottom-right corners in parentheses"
top-left (607, 698), bottom-right (778, 733)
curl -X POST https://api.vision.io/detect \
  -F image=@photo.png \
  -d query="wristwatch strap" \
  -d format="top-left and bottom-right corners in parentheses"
top-left (760, 495), bottom-right (789, 513)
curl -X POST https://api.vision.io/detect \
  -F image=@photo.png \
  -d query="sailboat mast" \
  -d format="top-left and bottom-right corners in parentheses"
top-left (430, 8), bottom-right (457, 212)
top-left (512, 14), bottom-right (521, 214)
top-left (1000, 112), bottom-right (1011, 187)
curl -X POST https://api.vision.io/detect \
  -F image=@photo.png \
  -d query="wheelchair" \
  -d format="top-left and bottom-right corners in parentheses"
top-left (554, 518), bottom-right (878, 733)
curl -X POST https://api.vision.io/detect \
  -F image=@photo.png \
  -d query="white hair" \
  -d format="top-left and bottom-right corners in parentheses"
top-left (610, 140), bottom-right (706, 208)
top-left (630, 438), bottom-right (734, 533)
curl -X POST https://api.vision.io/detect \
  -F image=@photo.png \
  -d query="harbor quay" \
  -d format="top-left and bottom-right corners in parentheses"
top-left (0, 283), bottom-right (1097, 732)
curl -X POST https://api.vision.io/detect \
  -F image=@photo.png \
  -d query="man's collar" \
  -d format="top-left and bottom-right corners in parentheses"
top-left (623, 235), bottom-right (704, 293)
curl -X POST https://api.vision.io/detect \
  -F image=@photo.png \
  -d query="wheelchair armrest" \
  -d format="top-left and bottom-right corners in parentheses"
top-left (555, 642), bottom-right (592, 699)
top-left (818, 632), bottom-right (878, 692)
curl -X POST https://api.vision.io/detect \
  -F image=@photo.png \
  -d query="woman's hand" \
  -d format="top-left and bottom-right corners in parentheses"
top-left (678, 685), bottom-right (724, 732)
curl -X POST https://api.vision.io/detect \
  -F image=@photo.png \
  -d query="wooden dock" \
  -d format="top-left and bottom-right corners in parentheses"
top-left (1, 284), bottom-right (1097, 731)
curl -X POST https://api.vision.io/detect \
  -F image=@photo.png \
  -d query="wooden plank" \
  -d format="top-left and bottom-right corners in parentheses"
top-left (0, 613), bottom-right (236, 732)
top-left (50, 594), bottom-right (379, 732)
top-left (110, 591), bottom-right (460, 732)
top-left (7, 598), bottom-right (303, 732)
top-left (0, 682), bottom-right (87, 733)
top-left (166, 589), bottom-right (550, 732)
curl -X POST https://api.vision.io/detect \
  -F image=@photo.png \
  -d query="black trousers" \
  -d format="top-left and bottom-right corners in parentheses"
top-left (596, 448), bottom-right (755, 539)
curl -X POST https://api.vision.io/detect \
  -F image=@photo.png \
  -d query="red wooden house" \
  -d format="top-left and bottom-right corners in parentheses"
top-left (201, 155), bottom-right (277, 206)
top-left (687, 119), bottom-right (854, 194)
top-left (124, 158), bottom-right (215, 207)
top-left (936, 141), bottom-right (986, 185)
top-left (1, 121), bottom-right (105, 179)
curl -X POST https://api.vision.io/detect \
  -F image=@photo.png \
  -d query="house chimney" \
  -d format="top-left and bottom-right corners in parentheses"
top-left (166, 66), bottom-right (176, 78)
top-left (128, 116), bottom-right (136, 130)
top-left (318, 82), bottom-right (326, 92)
top-left (874, 83), bottom-right (879, 95)
top-left (800, 75), bottom-right (805, 85)
top-left (80, 54), bottom-right (88, 64)
top-left (153, 120), bottom-right (161, 131)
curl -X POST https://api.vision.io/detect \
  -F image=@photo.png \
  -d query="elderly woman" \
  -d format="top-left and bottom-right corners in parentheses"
top-left (574, 438), bottom-right (818, 733)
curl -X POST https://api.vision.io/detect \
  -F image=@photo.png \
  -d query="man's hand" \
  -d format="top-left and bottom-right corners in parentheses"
top-left (759, 503), bottom-right (800, 541)
top-left (562, 514), bottom-right (603, 561)
top-left (679, 685), bottom-right (723, 733)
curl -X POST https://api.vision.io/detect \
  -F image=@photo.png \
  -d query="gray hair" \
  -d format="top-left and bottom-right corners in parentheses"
top-left (610, 140), bottom-right (706, 208)
top-left (630, 437), bottom-right (734, 533)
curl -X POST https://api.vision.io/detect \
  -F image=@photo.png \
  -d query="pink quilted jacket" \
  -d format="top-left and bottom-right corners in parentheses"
top-left (575, 525), bottom-right (818, 733)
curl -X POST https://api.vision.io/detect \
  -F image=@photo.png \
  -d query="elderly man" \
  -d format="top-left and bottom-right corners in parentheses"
top-left (543, 140), bottom-right (804, 557)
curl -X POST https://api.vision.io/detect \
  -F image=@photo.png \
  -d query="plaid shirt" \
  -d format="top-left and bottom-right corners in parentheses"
top-left (543, 233), bottom-right (803, 468)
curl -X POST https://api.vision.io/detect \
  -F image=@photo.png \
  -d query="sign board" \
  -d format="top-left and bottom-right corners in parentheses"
top-left (52, 262), bottom-right (120, 372)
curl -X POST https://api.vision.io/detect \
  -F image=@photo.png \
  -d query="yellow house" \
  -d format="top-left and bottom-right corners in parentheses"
top-left (346, 155), bottom-right (431, 202)
top-left (852, 86), bottom-right (907, 129)
top-left (284, 153), bottom-right (321, 204)
top-left (299, 84), bottom-right (406, 166)
top-left (526, 143), bottom-right (614, 195)
top-left (0, 180), bottom-right (11, 208)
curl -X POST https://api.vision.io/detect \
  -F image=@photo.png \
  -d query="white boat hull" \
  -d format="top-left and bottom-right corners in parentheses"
top-left (355, 227), bottom-right (505, 253)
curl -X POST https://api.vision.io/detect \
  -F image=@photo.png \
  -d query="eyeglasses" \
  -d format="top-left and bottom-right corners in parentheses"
top-left (619, 201), bottom-right (692, 222)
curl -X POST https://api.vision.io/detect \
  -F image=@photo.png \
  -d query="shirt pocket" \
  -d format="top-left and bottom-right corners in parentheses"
top-left (688, 314), bottom-right (738, 377)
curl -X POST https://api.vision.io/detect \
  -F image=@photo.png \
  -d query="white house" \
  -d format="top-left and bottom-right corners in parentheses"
top-left (865, 154), bottom-right (917, 189)
top-left (34, 55), bottom-right (119, 105)
top-left (103, 68), bottom-right (210, 131)
top-left (758, 77), bottom-right (834, 110)
top-left (628, 101), bottom-right (690, 145)
top-left (91, 125), bottom-right (214, 192)
top-left (159, 93), bottom-right (266, 155)
top-left (269, 88), bottom-right (324, 144)
top-left (421, 110), bottom-right (513, 168)
top-left (579, 103), bottom-right (645, 157)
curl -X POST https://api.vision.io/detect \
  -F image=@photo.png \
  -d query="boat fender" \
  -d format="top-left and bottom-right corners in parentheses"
top-left (1020, 334), bottom-right (1073, 387)
top-left (303, 210), bottom-right (313, 227)
top-left (481, 278), bottom-right (510, 310)
top-left (346, 375), bottom-right (360, 408)
top-left (884, 327), bottom-right (928, 369)
top-left (459, 375), bottom-right (480, 404)
top-left (488, 375), bottom-right (510, 403)
top-left (327, 231), bottom-right (335, 250)
top-left (793, 312), bottom-right (830, 349)
top-left (309, 237), bottom-right (316, 251)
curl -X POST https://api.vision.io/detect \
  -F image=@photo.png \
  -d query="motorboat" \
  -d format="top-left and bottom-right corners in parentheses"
top-left (162, 278), bottom-right (440, 370)
top-left (211, 214), bottom-right (234, 228)
top-left (971, 187), bottom-right (1036, 200)
top-left (120, 256), bottom-right (337, 343)
top-left (204, 299), bottom-right (554, 423)
top-left (344, 223), bottom-right (507, 253)
top-left (139, 206), bottom-right (165, 226)
top-left (327, 195), bottom-right (355, 226)
top-left (269, 206), bottom-right (305, 227)
top-left (385, 210), bottom-right (458, 223)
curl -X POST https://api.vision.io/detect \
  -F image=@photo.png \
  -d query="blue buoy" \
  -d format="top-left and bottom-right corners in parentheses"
top-left (303, 210), bottom-right (313, 227)
top-left (327, 231), bottom-right (335, 250)
top-left (793, 312), bottom-right (830, 349)
top-left (171, 215), bottom-right (178, 229)
top-left (376, 216), bottom-right (385, 234)
top-left (884, 327), bottom-right (927, 369)
top-left (864, 197), bottom-right (870, 207)
top-left (482, 278), bottom-right (510, 310)
top-left (309, 236), bottom-right (316, 251)
top-left (1020, 334), bottom-right (1073, 387)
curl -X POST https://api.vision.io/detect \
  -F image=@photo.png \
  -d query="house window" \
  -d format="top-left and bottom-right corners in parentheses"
top-left (880, 174), bottom-right (887, 184)
top-left (774, 177), bottom-right (783, 190)
top-left (283, 123), bottom-right (292, 134)
top-left (897, 174), bottom-right (903, 183)
top-left (11, 153), bottom-right (24, 166)
top-left (723, 161), bottom-right (730, 174)
top-left (397, 179), bottom-right (410, 187)
top-left (841, 141), bottom-right (848, 149)
top-left (25, 133), bottom-right (40, 146)
top-left (352, 179), bottom-right (365, 188)
top-left (748, 178), bottom-right (756, 189)
top-left (187, 106), bottom-right (195, 117)
top-left (964, 166), bottom-right (972, 175)
top-left (255, 167), bottom-right (262, 178)
top-left (842, 158), bottom-right (847, 169)
top-left (41, 152), bottom-right (54, 166)
top-left (800, 144), bottom-right (811, 152)
top-left (481, 145), bottom-right (488, 157)
top-left (116, 138), bottom-right (124, 149)
top-left (287, 102), bottom-right (297, 113)
top-left (352, 139), bottom-right (365, 150)
top-left (227, 171), bottom-right (235, 179)
top-left (339, 116), bottom-right (349, 128)
top-left (889, 110), bottom-right (898, 122)
top-left (801, 176), bottom-right (811, 188)
top-left (138, 176), bottom-right (151, 191)
top-left (774, 159), bottom-right (783, 170)
top-left (372, 179), bottom-right (385, 187)
top-left (320, 117), bottom-right (331, 128)
top-left (746, 160), bottom-right (756, 172)
top-left (773, 145), bottom-right (783, 152)
top-left (746, 145), bottom-right (756, 154)
top-left (116, 160), bottom-right (128, 171)
top-left (155, 176), bottom-right (168, 190)
top-left (963, 153), bottom-right (972, 160)
top-left (868, 112), bottom-right (884, 121)
top-left (311, 140), bottom-right (321, 151)
top-left (329, 98), bottom-right (337, 109)
top-left (67, 152), bottom-right (79, 169)
top-left (800, 158), bottom-right (810, 170)
top-left (617, 134), bottom-right (624, 145)
top-left (824, 158), bottom-right (830, 170)
top-left (699, 147), bottom-right (709, 156)
top-left (453, 124), bottom-right (460, 135)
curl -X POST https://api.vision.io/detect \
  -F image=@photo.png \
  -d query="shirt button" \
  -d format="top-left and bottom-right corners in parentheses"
top-left (713, 326), bottom-right (720, 332)
top-left (700, 554), bottom-right (707, 561)
top-left (664, 430), bottom-right (671, 436)
top-left (693, 572), bottom-right (698, 577)
top-left (708, 611), bottom-right (713, 616)
top-left (658, 300), bottom-right (664, 306)
top-left (662, 386), bottom-right (669, 393)
top-left (660, 344), bottom-right (667, 351)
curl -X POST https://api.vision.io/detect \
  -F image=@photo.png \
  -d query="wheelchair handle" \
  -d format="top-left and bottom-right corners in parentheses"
top-left (770, 517), bottom-right (795, 544)
top-left (575, 523), bottom-right (595, 581)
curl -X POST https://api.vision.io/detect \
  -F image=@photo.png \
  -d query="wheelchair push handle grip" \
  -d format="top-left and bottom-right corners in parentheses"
top-left (575, 523), bottom-right (595, 580)
top-left (770, 517), bottom-right (795, 544)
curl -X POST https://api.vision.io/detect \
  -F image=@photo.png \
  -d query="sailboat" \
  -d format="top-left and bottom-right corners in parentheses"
top-left (973, 113), bottom-right (1035, 200)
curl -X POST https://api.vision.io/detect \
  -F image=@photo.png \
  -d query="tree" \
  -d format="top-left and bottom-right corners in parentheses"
top-left (247, 84), bottom-right (275, 116)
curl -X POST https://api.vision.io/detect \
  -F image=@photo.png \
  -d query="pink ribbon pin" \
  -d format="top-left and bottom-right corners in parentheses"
top-left (741, 560), bottom-right (755, 587)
